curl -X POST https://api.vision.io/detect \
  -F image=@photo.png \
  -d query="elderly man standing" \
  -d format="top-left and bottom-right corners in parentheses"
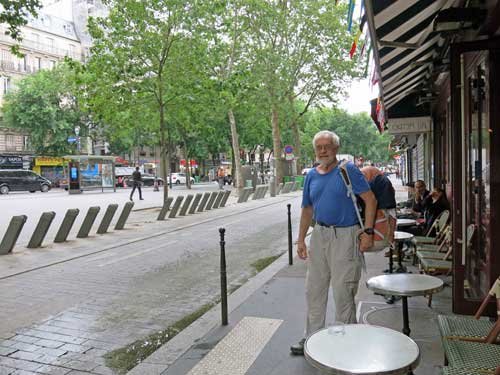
top-left (291, 130), bottom-right (377, 355)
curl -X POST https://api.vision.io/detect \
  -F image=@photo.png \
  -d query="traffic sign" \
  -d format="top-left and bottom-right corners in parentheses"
top-left (67, 136), bottom-right (77, 143)
top-left (284, 145), bottom-right (293, 154)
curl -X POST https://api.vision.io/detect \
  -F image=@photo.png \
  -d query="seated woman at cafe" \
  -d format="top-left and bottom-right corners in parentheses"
top-left (422, 187), bottom-right (450, 235)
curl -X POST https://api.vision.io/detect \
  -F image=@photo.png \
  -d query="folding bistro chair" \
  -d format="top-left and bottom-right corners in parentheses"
top-left (419, 224), bottom-right (475, 275)
top-left (442, 366), bottom-right (500, 375)
top-left (442, 324), bottom-right (500, 373)
top-left (412, 210), bottom-right (450, 245)
top-left (414, 228), bottom-right (452, 265)
top-left (438, 277), bottom-right (500, 342)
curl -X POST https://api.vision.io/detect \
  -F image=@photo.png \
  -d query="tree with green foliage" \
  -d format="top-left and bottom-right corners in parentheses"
top-left (248, 0), bottom-right (362, 187)
top-left (3, 63), bottom-right (88, 155)
top-left (85, 0), bottom-right (203, 200)
top-left (302, 108), bottom-right (394, 165)
top-left (0, 0), bottom-right (41, 54)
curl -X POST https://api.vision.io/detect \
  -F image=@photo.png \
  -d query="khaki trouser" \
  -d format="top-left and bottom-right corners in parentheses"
top-left (305, 224), bottom-right (362, 336)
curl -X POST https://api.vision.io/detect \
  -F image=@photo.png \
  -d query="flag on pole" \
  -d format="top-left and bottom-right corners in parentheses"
top-left (347, 0), bottom-right (355, 32)
top-left (349, 29), bottom-right (362, 59)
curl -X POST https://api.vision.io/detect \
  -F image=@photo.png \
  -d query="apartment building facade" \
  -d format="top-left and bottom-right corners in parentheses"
top-left (0, 10), bottom-right (84, 158)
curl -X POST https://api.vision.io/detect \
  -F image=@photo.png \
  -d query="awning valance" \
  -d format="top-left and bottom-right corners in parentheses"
top-left (365, 0), bottom-right (454, 110)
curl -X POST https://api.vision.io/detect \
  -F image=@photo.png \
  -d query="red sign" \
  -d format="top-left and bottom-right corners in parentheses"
top-left (180, 159), bottom-right (198, 167)
top-left (115, 157), bottom-right (129, 166)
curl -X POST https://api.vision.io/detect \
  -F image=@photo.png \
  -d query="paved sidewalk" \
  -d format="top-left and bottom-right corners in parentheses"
top-left (141, 249), bottom-right (452, 375)
top-left (125, 177), bottom-right (451, 375)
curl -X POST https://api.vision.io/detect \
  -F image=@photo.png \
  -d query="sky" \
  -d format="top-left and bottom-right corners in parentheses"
top-left (341, 78), bottom-right (376, 114)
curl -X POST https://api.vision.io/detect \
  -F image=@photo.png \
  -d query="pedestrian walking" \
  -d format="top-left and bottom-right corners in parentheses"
top-left (217, 167), bottom-right (225, 190)
top-left (129, 167), bottom-right (144, 201)
top-left (290, 130), bottom-right (377, 355)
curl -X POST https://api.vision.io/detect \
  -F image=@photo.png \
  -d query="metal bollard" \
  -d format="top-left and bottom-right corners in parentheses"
top-left (205, 191), bottom-right (218, 210)
top-left (28, 211), bottom-right (56, 248)
top-left (168, 196), bottom-right (184, 218)
top-left (0, 215), bottom-right (27, 255)
top-left (212, 191), bottom-right (225, 209)
top-left (287, 204), bottom-right (293, 265)
top-left (219, 227), bottom-right (228, 326)
top-left (97, 204), bottom-right (118, 234)
top-left (179, 194), bottom-right (194, 216)
top-left (189, 193), bottom-right (203, 214)
top-left (219, 190), bottom-right (231, 207)
top-left (54, 209), bottom-right (79, 242)
top-left (197, 192), bottom-right (211, 212)
top-left (157, 197), bottom-right (174, 221)
top-left (77, 206), bottom-right (101, 238)
top-left (115, 202), bottom-right (134, 230)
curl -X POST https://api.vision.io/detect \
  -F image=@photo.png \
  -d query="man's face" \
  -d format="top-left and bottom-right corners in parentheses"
top-left (314, 137), bottom-right (337, 167)
top-left (415, 182), bottom-right (426, 194)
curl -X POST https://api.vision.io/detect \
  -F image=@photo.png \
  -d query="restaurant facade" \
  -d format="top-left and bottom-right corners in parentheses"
top-left (364, 0), bottom-right (500, 315)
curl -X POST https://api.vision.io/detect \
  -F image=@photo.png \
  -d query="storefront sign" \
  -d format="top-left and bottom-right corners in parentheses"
top-left (386, 117), bottom-right (431, 135)
top-left (0, 155), bottom-right (23, 169)
top-left (35, 157), bottom-right (64, 166)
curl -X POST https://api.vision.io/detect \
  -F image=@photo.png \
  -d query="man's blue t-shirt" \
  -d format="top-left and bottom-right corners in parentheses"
top-left (302, 161), bottom-right (370, 226)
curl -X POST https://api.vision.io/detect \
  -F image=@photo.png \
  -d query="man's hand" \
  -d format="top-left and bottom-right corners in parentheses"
top-left (359, 233), bottom-right (374, 252)
top-left (297, 240), bottom-right (308, 260)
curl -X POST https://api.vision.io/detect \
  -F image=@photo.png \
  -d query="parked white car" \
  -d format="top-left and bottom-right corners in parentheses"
top-left (167, 173), bottom-right (195, 185)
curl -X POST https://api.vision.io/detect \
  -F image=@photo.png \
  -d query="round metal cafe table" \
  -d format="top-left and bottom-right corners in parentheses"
top-left (366, 274), bottom-right (444, 336)
top-left (385, 231), bottom-right (414, 275)
top-left (304, 324), bottom-right (420, 374)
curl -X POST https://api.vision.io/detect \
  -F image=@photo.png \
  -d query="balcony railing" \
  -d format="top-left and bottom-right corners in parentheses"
top-left (0, 32), bottom-right (82, 61)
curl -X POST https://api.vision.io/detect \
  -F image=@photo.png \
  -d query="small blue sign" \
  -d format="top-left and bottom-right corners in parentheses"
top-left (67, 136), bottom-right (77, 143)
top-left (284, 145), bottom-right (293, 154)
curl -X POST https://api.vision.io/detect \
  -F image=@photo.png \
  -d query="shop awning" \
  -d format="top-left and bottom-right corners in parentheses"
top-left (365, 0), bottom-right (454, 110)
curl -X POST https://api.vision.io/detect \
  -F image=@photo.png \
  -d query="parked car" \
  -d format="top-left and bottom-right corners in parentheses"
top-left (125, 175), bottom-right (164, 187)
top-left (0, 169), bottom-right (52, 194)
top-left (167, 173), bottom-right (195, 185)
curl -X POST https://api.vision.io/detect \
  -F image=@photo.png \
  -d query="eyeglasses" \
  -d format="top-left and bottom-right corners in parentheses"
top-left (315, 144), bottom-right (336, 151)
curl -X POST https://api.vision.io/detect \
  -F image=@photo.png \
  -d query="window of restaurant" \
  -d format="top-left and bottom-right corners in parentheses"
top-left (450, 39), bottom-right (500, 315)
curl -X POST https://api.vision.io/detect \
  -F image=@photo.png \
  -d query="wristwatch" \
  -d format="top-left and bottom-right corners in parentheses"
top-left (364, 227), bottom-right (375, 235)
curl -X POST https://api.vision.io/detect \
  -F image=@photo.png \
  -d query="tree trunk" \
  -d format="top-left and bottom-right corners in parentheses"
top-left (228, 109), bottom-right (243, 191)
top-left (183, 142), bottom-right (191, 189)
top-left (291, 118), bottom-right (302, 172)
top-left (159, 100), bottom-right (169, 201)
top-left (271, 104), bottom-right (282, 188)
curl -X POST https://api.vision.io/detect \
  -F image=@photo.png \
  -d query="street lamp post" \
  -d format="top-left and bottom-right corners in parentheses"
top-left (74, 126), bottom-right (81, 154)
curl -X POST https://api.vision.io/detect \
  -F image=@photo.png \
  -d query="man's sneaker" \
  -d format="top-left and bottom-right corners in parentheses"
top-left (290, 338), bottom-right (305, 355)
top-left (129, 197), bottom-right (133, 201)
top-left (140, 198), bottom-right (144, 200)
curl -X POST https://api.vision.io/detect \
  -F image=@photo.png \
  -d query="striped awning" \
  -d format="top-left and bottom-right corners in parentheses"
top-left (365, 0), bottom-right (455, 110)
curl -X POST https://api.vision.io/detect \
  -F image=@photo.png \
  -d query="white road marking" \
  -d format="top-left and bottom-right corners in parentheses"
top-left (187, 316), bottom-right (283, 375)
top-left (98, 241), bottom-right (177, 267)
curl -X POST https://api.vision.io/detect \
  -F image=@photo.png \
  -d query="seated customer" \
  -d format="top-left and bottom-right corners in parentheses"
top-left (412, 180), bottom-right (430, 214)
top-left (422, 187), bottom-right (450, 235)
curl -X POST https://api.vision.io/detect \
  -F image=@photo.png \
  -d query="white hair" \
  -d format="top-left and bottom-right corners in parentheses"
top-left (312, 130), bottom-right (340, 149)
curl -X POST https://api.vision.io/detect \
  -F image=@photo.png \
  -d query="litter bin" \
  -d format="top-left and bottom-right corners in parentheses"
top-left (283, 176), bottom-right (292, 184)
top-left (245, 180), bottom-right (253, 188)
top-left (194, 175), bottom-right (200, 183)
